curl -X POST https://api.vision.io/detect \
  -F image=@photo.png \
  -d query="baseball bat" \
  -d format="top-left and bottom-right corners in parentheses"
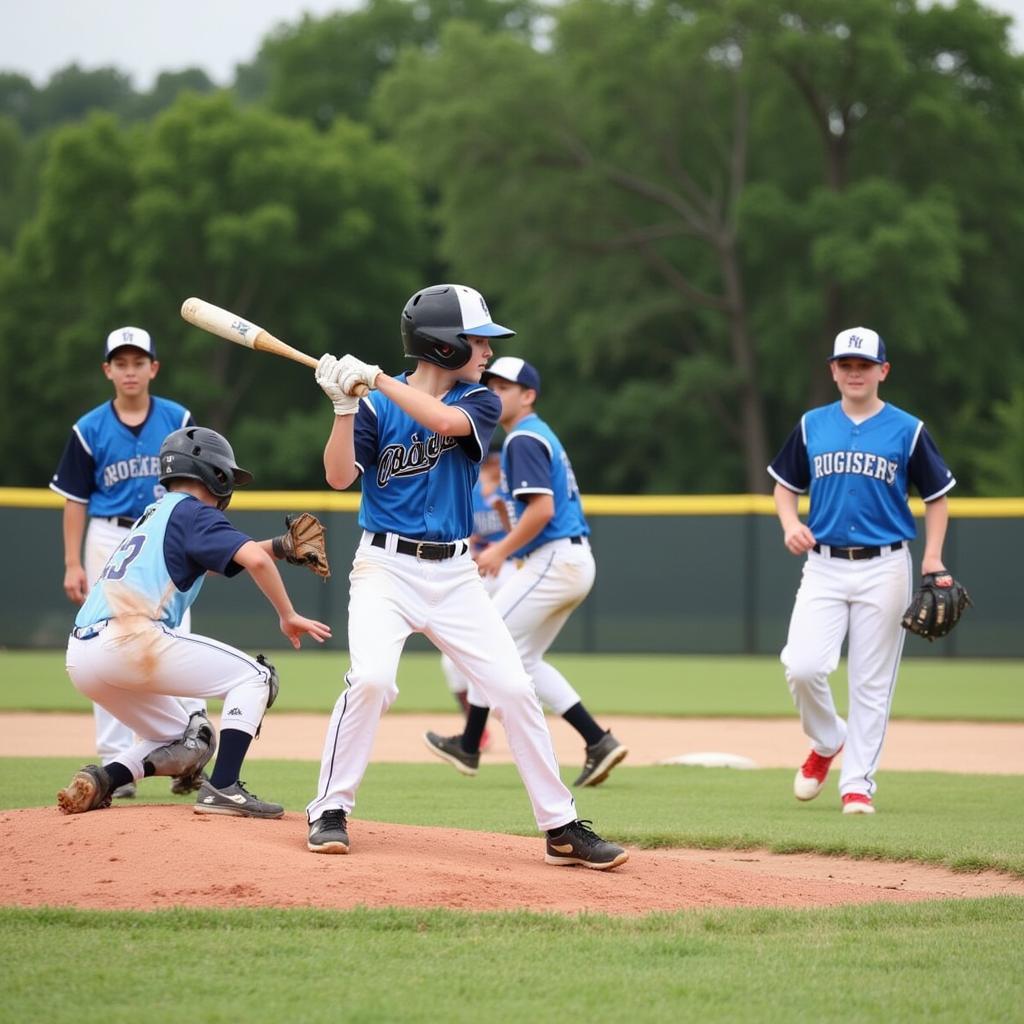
top-left (179, 297), bottom-right (368, 396)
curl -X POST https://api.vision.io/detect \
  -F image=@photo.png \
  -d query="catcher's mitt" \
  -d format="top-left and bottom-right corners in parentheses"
top-left (272, 512), bottom-right (330, 579)
top-left (900, 571), bottom-right (972, 641)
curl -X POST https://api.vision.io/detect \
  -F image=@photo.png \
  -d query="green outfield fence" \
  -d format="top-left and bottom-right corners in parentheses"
top-left (5, 489), bottom-right (1022, 656)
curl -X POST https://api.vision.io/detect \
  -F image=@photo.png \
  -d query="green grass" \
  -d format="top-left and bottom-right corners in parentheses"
top-left (2, 901), bottom-right (1023, 1024)
top-left (1, 650), bottom-right (1021, 720)
top-left (6, 758), bottom-right (1024, 876)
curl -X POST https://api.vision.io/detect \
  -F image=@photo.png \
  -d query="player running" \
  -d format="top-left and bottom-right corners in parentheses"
top-left (305, 284), bottom-right (628, 870)
top-left (768, 328), bottom-right (955, 814)
top-left (50, 327), bottom-right (204, 797)
top-left (424, 356), bottom-right (627, 787)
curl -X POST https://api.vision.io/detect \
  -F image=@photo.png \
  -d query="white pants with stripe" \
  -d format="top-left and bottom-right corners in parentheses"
top-left (84, 517), bottom-right (201, 763)
top-left (781, 544), bottom-right (913, 797)
top-left (307, 532), bottom-right (577, 831)
top-left (66, 620), bottom-right (273, 781)
top-left (465, 537), bottom-right (596, 716)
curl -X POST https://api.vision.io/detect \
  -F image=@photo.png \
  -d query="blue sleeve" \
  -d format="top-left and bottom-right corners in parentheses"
top-left (353, 400), bottom-right (378, 476)
top-left (50, 429), bottom-right (94, 502)
top-left (768, 423), bottom-right (810, 493)
top-left (164, 501), bottom-right (251, 589)
top-left (454, 388), bottom-right (500, 462)
top-left (506, 435), bottom-right (553, 497)
top-left (908, 426), bottom-right (956, 502)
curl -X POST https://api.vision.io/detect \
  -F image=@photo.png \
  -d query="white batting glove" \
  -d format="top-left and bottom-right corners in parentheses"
top-left (339, 354), bottom-right (383, 393)
top-left (315, 354), bottom-right (360, 416)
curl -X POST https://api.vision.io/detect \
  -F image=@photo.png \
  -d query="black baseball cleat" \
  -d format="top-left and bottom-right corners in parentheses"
top-left (573, 731), bottom-right (628, 787)
top-left (57, 764), bottom-right (115, 814)
top-left (308, 808), bottom-right (350, 854)
top-left (423, 731), bottom-right (480, 776)
top-left (545, 820), bottom-right (629, 870)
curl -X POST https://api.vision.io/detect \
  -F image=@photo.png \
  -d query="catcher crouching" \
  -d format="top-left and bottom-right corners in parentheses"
top-left (58, 427), bottom-right (331, 817)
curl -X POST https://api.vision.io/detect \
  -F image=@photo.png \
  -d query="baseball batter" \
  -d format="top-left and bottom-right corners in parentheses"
top-left (768, 328), bottom-right (955, 813)
top-left (425, 357), bottom-right (627, 787)
top-left (49, 327), bottom-right (204, 796)
top-left (57, 426), bottom-right (331, 817)
top-left (305, 284), bottom-right (627, 870)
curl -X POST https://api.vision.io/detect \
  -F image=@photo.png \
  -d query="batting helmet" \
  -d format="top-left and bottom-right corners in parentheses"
top-left (159, 427), bottom-right (253, 510)
top-left (400, 284), bottom-right (515, 370)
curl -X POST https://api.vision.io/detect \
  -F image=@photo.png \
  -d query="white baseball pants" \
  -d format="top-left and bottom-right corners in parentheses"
top-left (66, 620), bottom-right (273, 781)
top-left (307, 532), bottom-right (577, 831)
top-left (84, 516), bottom-right (200, 763)
top-left (440, 558), bottom-right (517, 694)
top-left (781, 545), bottom-right (913, 797)
top-left (466, 537), bottom-right (595, 716)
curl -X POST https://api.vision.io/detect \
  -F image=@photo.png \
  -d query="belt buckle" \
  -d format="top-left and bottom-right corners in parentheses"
top-left (846, 548), bottom-right (856, 560)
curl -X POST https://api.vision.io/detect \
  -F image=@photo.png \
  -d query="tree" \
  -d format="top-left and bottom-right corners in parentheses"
top-left (0, 94), bottom-right (429, 487)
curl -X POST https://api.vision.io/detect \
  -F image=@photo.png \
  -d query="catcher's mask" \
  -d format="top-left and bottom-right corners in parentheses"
top-left (400, 284), bottom-right (515, 370)
top-left (159, 427), bottom-right (253, 510)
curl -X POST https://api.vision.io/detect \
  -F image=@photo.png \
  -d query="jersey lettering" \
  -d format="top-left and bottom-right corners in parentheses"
top-left (377, 433), bottom-right (461, 488)
top-left (813, 450), bottom-right (897, 486)
top-left (101, 455), bottom-right (162, 489)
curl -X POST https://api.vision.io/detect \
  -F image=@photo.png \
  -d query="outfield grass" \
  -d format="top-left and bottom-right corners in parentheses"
top-left (3, 901), bottom-right (1023, 1024)
top-left (5, 758), bottom-right (1023, 876)
top-left (0, 650), bottom-right (1021, 720)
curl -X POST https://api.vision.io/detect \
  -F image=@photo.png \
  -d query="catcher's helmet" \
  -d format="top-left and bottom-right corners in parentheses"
top-left (400, 284), bottom-right (515, 370)
top-left (159, 427), bottom-right (253, 510)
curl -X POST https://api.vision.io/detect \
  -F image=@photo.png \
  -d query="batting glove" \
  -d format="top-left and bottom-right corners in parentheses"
top-left (316, 354), bottom-right (360, 416)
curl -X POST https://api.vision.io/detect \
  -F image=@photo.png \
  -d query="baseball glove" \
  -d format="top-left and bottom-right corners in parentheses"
top-left (272, 512), bottom-right (330, 579)
top-left (900, 571), bottom-right (972, 641)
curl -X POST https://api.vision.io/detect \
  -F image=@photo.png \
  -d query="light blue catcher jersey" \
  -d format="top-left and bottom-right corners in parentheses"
top-left (50, 396), bottom-right (192, 518)
top-left (502, 413), bottom-right (589, 558)
top-left (353, 375), bottom-right (501, 541)
top-left (75, 492), bottom-right (250, 630)
top-left (768, 402), bottom-right (955, 547)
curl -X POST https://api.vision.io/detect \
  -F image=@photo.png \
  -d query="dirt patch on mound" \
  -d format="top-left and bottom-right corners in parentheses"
top-left (3, 806), bottom-right (1022, 915)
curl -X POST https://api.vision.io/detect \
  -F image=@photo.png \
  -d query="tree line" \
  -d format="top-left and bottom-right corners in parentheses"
top-left (2, 0), bottom-right (1022, 495)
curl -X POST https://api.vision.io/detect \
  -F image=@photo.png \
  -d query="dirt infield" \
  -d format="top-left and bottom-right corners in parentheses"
top-left (7, 712), bottom-right (1024, 773)
top-left (5, 806), bottom-right (1024, 915)
top-left (6, 713), bottom-right (1022, 914)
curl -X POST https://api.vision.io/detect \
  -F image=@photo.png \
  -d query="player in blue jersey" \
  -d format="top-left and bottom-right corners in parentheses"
top-left (439, 439), bottom-right (512, 747)
top-left (50, 327), bottom-right (204, 798)
top-left (768, 328), bottom-right (955, 814)
top-left (424, 357), bottom-right (627, 787)
top-left (304, 284), bottom-right (627, 870)
top-left (57, 427), bottom-right (331, 817)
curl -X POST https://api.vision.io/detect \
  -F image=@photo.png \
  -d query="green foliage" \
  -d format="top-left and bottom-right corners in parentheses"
top-left (0, 92), bottom-right (428, 486)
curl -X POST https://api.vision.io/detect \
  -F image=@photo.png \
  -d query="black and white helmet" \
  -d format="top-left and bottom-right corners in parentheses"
top-left (159, 427), bottom-right (253, 510)
top-left (400, 284), bottom-right (515, 370)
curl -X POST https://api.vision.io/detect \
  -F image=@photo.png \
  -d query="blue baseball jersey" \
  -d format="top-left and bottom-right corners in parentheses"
top-left (501, 413), bottom-right (589, 557)
top-left (50, 396), bottom-right (193, 519)
top-left (768, 401), bottom-right (955, 547)
top-left (75, 492), bottom-right (250, 631)
top-left (353, 374), bottom-right (500, 541)
top-left (471, 480), bottom-right (508, 546)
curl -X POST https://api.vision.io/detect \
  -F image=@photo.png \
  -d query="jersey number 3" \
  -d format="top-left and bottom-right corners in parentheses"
top-left (99, 535), bottom-right (146, 582)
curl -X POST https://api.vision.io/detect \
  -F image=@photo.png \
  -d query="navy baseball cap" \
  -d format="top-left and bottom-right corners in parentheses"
top-left (482, 356), bottom-right (541, 396)
top-left (829, 327), bottom-right (886, 364)
top-left (105, 326), bottom-right (156, 360)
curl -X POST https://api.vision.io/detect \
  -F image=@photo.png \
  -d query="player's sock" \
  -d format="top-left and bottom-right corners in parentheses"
top-left (105, 761), bottom-right (135, 789)
top-left (208, 728), bottom-right (253, 789)
top-left (562, 703), bottom-right (606, 746)
top-left (461, 705), bottom-right (490, 754)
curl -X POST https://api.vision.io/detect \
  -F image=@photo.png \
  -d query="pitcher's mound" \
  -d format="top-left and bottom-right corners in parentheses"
top-left (3, 806), bottom-right (1022, 914)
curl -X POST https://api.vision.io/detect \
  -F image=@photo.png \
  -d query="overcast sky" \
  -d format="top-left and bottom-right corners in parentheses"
top-left (2, 0), bottom-right (1024, 91)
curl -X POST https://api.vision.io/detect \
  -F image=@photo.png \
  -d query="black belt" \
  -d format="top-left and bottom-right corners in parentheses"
top-left (371, 534), bottom-right (468, 560)
top-left (813, 541), bottom-right (903, 560)
top-left (569, 536), bottom-right (583, 545)
top-left (100, 516), bottom-right (136, 529)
